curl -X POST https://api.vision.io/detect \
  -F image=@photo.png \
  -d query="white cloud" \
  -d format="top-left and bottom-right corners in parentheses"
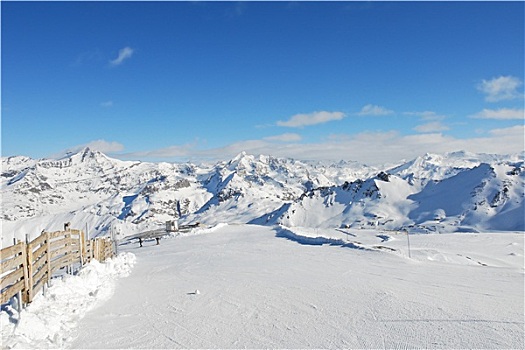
top-left (110, 47), bottom-right (134, 66)
top-left (124, 143), bottom-right (195, 159)
top-left (469, 108), bottom-right (524, 120)
top-left (51, 140), bottom-right (125, 158)
top-left (357, 104), bottom-right (394, 116)
top-left (489, 124), bottom-right (525, 137)
top-left (413, 121), bottom-right (450, 133)
top-left (263, 133), bottom-right (302, 142)
top-left (277, 111), bottom-right (345, 128)
top-left (117, 125), bottom-right (524, 166)
top-left (84, 140), bottom-right (125, 153)
top-left (404, 111), bottom-right (446, 121)
top-left (477, 76), bottom-right (523, 102)
top-left (100, 101), bottom-right (113, 108)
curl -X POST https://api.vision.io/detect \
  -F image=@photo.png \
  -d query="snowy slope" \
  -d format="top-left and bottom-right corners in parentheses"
top-left (4, 224), bottom-right (521, 349)
top-left (1, 149), bottom-right (523, 247)
top-left (276, 156), bottom-right (524, 233)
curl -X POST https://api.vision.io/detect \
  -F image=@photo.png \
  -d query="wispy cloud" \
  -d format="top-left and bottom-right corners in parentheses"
top-left (477, 76), bottom-right (523, 102)
top-left (469, 108), bottom-right (524, 120)
top-left (51, 140), bottom-right (125, 158)
top-left (404, 111), bottom-right (446, 121)
top-left (84, 140), bottom-right (125, 153)
top-left (357, 104), bottom-right (394, 116)
top-left (489, 124), bottom-right (525, 137)
top-left (124, 143), bottom-right (195, 159)
top-left (100, 100), bottom-right (113, 108)
top-left (404, 111), bottom-right (450, 133)
top-left (263, 133), bottom-right (302, 142)
top-left (110, 47), bottom-right (134, 66)
top-left (413, 121), bottom-right (450, 133)
top-left (277, 111), bottom-right (345, 128)
top-left (116, 125), bottom-right (524, 166)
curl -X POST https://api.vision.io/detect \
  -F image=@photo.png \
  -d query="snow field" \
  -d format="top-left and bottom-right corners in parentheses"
top-left (1, 252), bottom-right (136, 349)
top-left (70, 224), bottom-right (523, 349)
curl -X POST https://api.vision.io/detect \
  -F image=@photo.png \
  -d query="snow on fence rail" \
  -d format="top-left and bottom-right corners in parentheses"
top-left (0, 228), bottom-right (114, 306)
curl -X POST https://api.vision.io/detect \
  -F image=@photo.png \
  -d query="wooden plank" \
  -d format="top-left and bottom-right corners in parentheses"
top-left (30, 277), bottom-right (45, 301)
top-left (69, 229), bottom-right (80, 238)
top-left (50, 244), bottom-right (73, 259)
top-left (0, 242), bottom-right (24, 262)
top-left (28, 233), bottom-right (47, 250)
top-left (50, 249), bottom-right (81, 264)
top-left (92, 239), bottom-right (99, 261)
top-left (51, 254), bottom-right (71, 272)
top-left (48, 230), bottom-right (68, 239)
top-left (21, 241), bottom-right (30, 304)
top-left (45, 232), bottom-right (52, 284)
top-left (0, 253), bottom-right (24, 274)
top-left (0, 279), bottom-right (24, 304)
top-left (0, 268), bottom-right (24, 290)
top-left (91, 239), bottom-right (96, 260)
top-left (49, 246), bottom-right (80, 261)
top-left (50, 252), bottom-right (80, 272)
top-left (26, 240), bottom-right (34, 303)
top-left (79, 230), bottom-right (85, 266)
top-left (32, 266), bottom-right (48, 287)
top-left (50, 237), bottom-right (73, 251)
top-left (104, 246), bottom-right (112, 259)
top-left (32, 255), bottom-right (48, 273)
top-left (31, 243), bottom-right (48, 262)
top-left (55, 256), bottom-right (77, 271)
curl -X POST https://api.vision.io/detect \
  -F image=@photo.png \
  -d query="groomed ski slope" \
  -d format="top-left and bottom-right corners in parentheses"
top-left (69, 225), bottom-right (523, 349)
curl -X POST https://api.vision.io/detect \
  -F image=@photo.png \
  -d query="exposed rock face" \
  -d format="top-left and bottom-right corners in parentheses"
top-left (2, 148), bottom-right (524, 235)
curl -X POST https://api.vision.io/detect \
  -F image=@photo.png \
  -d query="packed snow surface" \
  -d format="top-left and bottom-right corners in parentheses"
top-left (3, 224), bottom-right (518, 349)
top-left (1, 253), bottom-right (136, 348)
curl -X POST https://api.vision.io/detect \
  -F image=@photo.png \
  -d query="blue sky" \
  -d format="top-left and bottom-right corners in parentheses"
top-left (2, 1), bottom-right (524, 164)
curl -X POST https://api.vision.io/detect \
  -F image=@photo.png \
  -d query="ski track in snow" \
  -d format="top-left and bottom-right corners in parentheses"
top-left (1, 224), bottom-right (523, 349)
top-left (57, 224), bottom-right (524, 349)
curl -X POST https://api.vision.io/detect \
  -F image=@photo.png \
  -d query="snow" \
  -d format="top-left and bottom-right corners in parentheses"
top-left (2, 149), bottom-right (524, 246)
top-left (1, 149), bottom-right (524, 348)
top-left (1, 253), bottom-right (136, 349)
top-left (2, 224), bottom-right (520, 349)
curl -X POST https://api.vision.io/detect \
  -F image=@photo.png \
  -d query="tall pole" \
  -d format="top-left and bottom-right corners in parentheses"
top-left (406, 229), bottom-right (412, 258)
top-left (112, 223), bottom-right (118, 256)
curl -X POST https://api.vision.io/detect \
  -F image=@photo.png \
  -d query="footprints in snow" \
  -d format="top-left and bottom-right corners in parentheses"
top-left (456, 254), bottom-right (488, 266)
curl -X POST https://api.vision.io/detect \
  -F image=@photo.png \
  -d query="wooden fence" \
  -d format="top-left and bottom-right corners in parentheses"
top-left (1, 228), bottom-right (114, 306)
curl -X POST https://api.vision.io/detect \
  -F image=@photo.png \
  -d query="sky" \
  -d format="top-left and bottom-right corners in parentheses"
top-left (1, 1), bottom-right (524, 165)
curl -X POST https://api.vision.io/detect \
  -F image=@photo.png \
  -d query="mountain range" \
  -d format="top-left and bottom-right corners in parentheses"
top-left (2, 148), bottom-right (523, 245)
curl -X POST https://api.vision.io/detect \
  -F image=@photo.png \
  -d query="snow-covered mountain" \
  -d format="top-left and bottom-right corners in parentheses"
top-left (274, 157), bottom-right (524, 233)
top-left (1, 148), bottom-right (523, 245)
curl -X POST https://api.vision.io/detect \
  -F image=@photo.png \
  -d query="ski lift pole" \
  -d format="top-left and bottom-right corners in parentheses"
top-left (405, 229), bottom-right (411, 258)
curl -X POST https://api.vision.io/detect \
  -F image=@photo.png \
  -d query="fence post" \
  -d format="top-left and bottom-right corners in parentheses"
top-left (93, 238), bottom-right (98, 261)
top-left (114, 227), bottom-right (119, 256)
top-left (78, 230), bottom-right (84, 267)
top-left (45, 232), bottom-right (52, 288)
top-left (14, 239), bottom-right (27, 311)
top-left (24, 235), bottom-right (33, 304)
top-left (65, 231), bottom-right (72, 275)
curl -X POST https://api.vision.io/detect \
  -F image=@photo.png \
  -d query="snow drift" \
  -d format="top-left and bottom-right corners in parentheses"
top-left (0, 252), bottom-right (136, 349)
